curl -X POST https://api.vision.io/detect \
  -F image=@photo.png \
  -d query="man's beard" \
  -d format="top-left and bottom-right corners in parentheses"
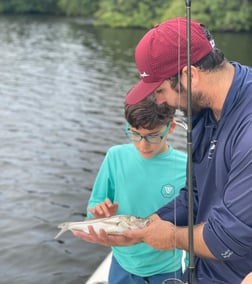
top-left (182, 93), bottom-right (206, 116)
top-left (176, 84), bottom-right (210, 116)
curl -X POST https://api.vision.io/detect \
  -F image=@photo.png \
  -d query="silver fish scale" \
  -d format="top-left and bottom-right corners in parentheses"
top-left (55, 215), bottom-right (151, 239)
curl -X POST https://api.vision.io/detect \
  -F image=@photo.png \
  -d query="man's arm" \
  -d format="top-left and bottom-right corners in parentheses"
top-left (72, 213), bottom-right (216, 259)
top-left (124, 214), bottom-right (216, 259)
top-left (176, 222), bottom-right (216, 259)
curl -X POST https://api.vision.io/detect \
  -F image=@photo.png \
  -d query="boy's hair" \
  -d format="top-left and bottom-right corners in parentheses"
top-left (124, 93), bottom-right (175, 130)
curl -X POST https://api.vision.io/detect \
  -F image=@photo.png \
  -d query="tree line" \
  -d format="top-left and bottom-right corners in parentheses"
top-left (0, 0), bottom-right (251, 32)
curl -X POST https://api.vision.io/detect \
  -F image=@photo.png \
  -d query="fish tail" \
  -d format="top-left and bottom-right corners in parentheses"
top-left (54, 223), bottom-right (69, 239)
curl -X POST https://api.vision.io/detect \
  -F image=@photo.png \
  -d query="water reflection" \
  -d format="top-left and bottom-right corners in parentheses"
top-left (214, 32), bottom-right (252, 66)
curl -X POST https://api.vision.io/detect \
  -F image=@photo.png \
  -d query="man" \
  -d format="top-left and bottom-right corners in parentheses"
top-left (74, 18), bottom-right (252, 283)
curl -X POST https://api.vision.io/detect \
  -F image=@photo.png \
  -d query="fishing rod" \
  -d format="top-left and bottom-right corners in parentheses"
top-left (185, 0), bottom-right (195, 283)
top-left (164, 4), bottom-right (195, 283)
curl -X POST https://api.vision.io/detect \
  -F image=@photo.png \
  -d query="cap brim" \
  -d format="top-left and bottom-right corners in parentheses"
top-left (125, 79), bottom-right (164, 105)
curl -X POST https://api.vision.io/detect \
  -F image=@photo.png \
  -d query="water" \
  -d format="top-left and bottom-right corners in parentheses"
top-left (0, 15), bottom-right (251, 284)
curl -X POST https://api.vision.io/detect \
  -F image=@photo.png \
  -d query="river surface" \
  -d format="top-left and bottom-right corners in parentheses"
top-left (0, 15), bottom-right (251, 284)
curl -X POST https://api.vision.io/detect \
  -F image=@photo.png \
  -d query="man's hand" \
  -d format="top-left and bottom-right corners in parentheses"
top-left (124, 218), bottom-right (176, 250)
top-left (88, 198), bottom-right (118, 218)
top-left (72, 225), bottom-right (139, 247)
top-left (72, 213), bottom-right (178, 250)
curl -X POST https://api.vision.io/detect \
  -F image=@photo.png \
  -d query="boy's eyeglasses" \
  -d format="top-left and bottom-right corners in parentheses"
top-left (125, 122), bottom-right (171, 144)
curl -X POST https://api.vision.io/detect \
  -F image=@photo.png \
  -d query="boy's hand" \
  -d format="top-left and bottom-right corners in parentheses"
top-left (88, 198), bottom-right (118, 218)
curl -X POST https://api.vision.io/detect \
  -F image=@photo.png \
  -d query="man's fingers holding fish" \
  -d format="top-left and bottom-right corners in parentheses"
top-left (71, 225), bottom-right (110, 245)
top-left (72, 225), bottom-right (136, 247)
top-left (124, 219), bottom-right (177, 250)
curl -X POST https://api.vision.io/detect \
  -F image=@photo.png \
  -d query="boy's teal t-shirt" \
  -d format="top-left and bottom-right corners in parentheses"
top-left (87, 143), bottom-right (187, 276)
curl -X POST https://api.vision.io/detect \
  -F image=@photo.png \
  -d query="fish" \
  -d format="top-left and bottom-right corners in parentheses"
top-left (54, 214), bottom-right (151, 239)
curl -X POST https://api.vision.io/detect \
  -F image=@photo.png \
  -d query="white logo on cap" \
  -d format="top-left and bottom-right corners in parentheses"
top-left (210, 39), bottom-right (215, 48)
top-left (140, 72), bottom-right (150, 78)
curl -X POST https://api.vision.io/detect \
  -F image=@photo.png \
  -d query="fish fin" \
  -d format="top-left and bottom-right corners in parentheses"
top-left (54, 228), bottom-right (67, 239)
top-left (54, 223), bottom-right (69, 239)
top-left (55, 227), bottom-right (70, 239)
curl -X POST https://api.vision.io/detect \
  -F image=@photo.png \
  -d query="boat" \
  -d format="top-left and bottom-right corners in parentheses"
top-left (86, 251), bottom-right (112, 284)
top-left (86, 250), bottom-right (187, 284)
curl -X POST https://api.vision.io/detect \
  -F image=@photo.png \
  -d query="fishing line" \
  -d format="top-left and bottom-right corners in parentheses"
top-left (162, 16), bottom-right (187, 284)
top-left (177, 17), bottom-right (182, 110)
top-left (173, 16), bottom-right (181, 282)
top-left (163, 1), bottom-right (195, 283)
top-left (162, 276), bottom-right (186, 283)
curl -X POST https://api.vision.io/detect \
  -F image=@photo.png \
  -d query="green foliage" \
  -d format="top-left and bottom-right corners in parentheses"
top-left (0, 0), bottom-right (58, 14)
top-left (191, 0), bottom-right (252, 32)
top-left (94, 0), bottom-right (167, 28)
top-left (0, 0), bottom-right (251, 31)
top-left (94, 0), bottom-right (252, 31)
top-left (57, 0), bottom-right (99, 16)
top-left (158, 1), bottom-right (186, 21)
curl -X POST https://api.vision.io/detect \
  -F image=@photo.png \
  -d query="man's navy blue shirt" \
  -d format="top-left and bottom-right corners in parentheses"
top-left (157, 62), bottom-right (252, 283)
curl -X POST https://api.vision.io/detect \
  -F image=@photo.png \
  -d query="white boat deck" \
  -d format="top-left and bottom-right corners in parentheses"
top-left (86, 252), bottom-right (112, 284)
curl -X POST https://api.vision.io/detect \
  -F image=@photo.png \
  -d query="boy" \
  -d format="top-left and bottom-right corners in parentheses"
top-left (82, 94), bottom-right (187, 283)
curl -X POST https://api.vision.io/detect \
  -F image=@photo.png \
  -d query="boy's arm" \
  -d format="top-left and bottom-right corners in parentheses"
top-left (87, 150), bottom-right (117, 218)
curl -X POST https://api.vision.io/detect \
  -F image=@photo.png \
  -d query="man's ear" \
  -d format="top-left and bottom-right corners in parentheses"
top-left (181, 65), bottom-right (200, 88)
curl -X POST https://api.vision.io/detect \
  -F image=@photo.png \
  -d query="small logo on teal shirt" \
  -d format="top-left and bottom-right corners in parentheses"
top-left (161, 184), bottom-right (175, 198)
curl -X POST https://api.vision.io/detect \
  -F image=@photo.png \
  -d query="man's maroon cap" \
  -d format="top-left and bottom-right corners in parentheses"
top-left (125, 17), bottom-right (214, 105)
